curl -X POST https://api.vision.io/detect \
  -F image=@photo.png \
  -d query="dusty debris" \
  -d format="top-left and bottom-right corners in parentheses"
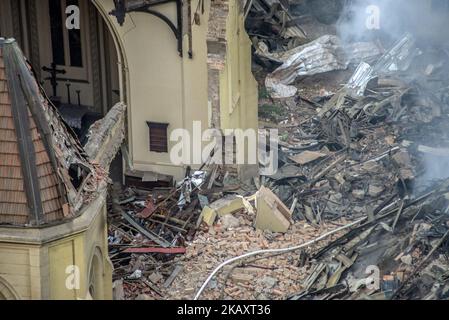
top-left (248, 0), bottom-right (308, 41)
top-left (256, 28), bottom-right (449, 300)
top-left (164, 264), bottom-right (184, 288)
top-left (148, 272), bottom-right (164, 284)
top-left (84, 102), bottom-right (127, 170)
top-left (219, 214), bottom-right (241, 230)
top-left (165, 213), bottom-right (355, 300)
top-left (246, 0), bottom-right (449, 299)
top-left (112, 280), bottom-right (125, 300)
top-left (289, 150), bottom-right (327, 165)
top-left (368, 185), bottom-right (385, 198)
top-left (107, 163), bottom-right (257, 299)
top-left (135, 294), bottom-right (155, 300)
top-left (107, 0), bottom-right (449, 301)
top-left (230, 273), bottom-right (254, 284)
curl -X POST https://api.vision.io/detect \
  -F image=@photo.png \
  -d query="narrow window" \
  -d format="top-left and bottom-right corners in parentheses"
top-left (66, 0), bottom-right (83, 67)
top-left (49, 0), bottom-right (65, 65)
top-left (147, 122), bottom-right (169, 153)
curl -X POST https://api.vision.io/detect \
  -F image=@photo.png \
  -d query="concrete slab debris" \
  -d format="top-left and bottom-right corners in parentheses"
top-left (255, 186), bottom-right (292, 233)
top-left (289, 151), bottom-right (327, 165)
top-left (201, 195), bottom-right (248, 226)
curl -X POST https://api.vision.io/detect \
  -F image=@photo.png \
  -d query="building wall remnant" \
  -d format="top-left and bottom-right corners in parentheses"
top-left (93, 0), bottom-right (258, 181)
top-left (84, 102), bottom-right (127, 170)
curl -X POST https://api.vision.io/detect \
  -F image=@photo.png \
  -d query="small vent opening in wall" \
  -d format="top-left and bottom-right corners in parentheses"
top-left (147, 122), bottom-right (169, 153)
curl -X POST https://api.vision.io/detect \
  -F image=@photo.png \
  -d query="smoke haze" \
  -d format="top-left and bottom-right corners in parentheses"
top-left (337, 0), bottom-right (449, 45)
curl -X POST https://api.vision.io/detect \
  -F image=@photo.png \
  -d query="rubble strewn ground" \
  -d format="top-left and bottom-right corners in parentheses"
top-left (166, 213), bottom-right (353, 300)
top-left (108, 0), bottom-right (449, 300)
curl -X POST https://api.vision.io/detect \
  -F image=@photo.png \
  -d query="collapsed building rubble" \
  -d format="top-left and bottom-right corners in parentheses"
top-left (107, 0), bottom-right (449, 301)
top-left (261, 35), bottom-right (382, 98)
top-left (255, 30), bottom-right (449, 299)
top-left (107, 164), bottom-right (253, 299)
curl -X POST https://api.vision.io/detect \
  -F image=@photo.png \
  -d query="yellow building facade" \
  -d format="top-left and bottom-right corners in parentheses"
top-left (92, 0), bottom-right (259, 180)
top-left (0, 194), bottom-right (112, 300)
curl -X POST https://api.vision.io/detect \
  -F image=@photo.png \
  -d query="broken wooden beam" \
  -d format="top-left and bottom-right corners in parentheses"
top-left (123, 247), bottom-right (186, 254)
top-left (121, 211), bottom-right (171, 248)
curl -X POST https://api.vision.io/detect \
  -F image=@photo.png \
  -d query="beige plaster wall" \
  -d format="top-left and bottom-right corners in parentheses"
top-left (0, 196), bottom-right (112, 300)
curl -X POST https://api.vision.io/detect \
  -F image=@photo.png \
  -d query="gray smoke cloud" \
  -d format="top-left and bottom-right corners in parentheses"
top-left (334, 1), bottom-right (449, 194)
top-left (337, 0), bottom-right (449, 44)
top-left (421, 153), bottom-right (449, 187)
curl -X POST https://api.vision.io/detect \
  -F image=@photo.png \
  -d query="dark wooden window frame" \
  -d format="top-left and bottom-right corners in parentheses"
top-left (48, 0), bottom-right (84, 67)
top-left (48, 0), bottom-right (65, 65)
top-left (147, 122), bottom-right (169, 153)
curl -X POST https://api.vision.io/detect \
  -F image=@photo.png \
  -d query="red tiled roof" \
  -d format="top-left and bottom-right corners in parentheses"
top-left (0, 46), bottom-right (65, 226)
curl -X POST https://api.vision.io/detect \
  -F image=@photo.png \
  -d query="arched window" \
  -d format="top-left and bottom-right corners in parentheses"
top-left (88, 247), bottom-right (104, 300)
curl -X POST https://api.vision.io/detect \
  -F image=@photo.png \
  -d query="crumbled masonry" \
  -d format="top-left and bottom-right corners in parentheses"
top-left (84, 102), bottom-right (127, 171)
top-left (108, 0), bottom-right (449, 300)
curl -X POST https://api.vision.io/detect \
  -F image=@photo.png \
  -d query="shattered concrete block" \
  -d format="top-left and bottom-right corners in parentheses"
top-left (201, 196), bottom-right (247, 226)
top-left (352, 189), bottom-right (365, 200)
top-left (400, 255), bottom-right (413, 265)
top-left (213, 196), bottom-right (247, 216)
top-left (353, 206), bottom-right (365, 214)
top-left (219, 214), bottom-right (240, 230)
top-left (289, 151), bottom-right (327, 165)
top-left (148, 272), bottom-right (163, 284)
top-left (399, 168), bottom-right (415, 180)
top-left (329, 192), bottom-right (343, 202)
top-left (201, 206), bottom-right (218, 226)
top-left (255, 186), bottom-right (292, 233)
top-left (230, 273), bottom-right (254, 284)
top-left (260, 276), bottom-right (278, 289)
top-left (368, 185), bottom-right (385, 197)
top-left (112, 280), bottom-right (124, 300)
top-left (183, 288), bottom-right (196, 295)
top-left (392, 150), bottom-right (413, 167)
top-left (361, 161), bottom-right (383, 173)
top-left (334, 173), bottom-right (346, 185)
